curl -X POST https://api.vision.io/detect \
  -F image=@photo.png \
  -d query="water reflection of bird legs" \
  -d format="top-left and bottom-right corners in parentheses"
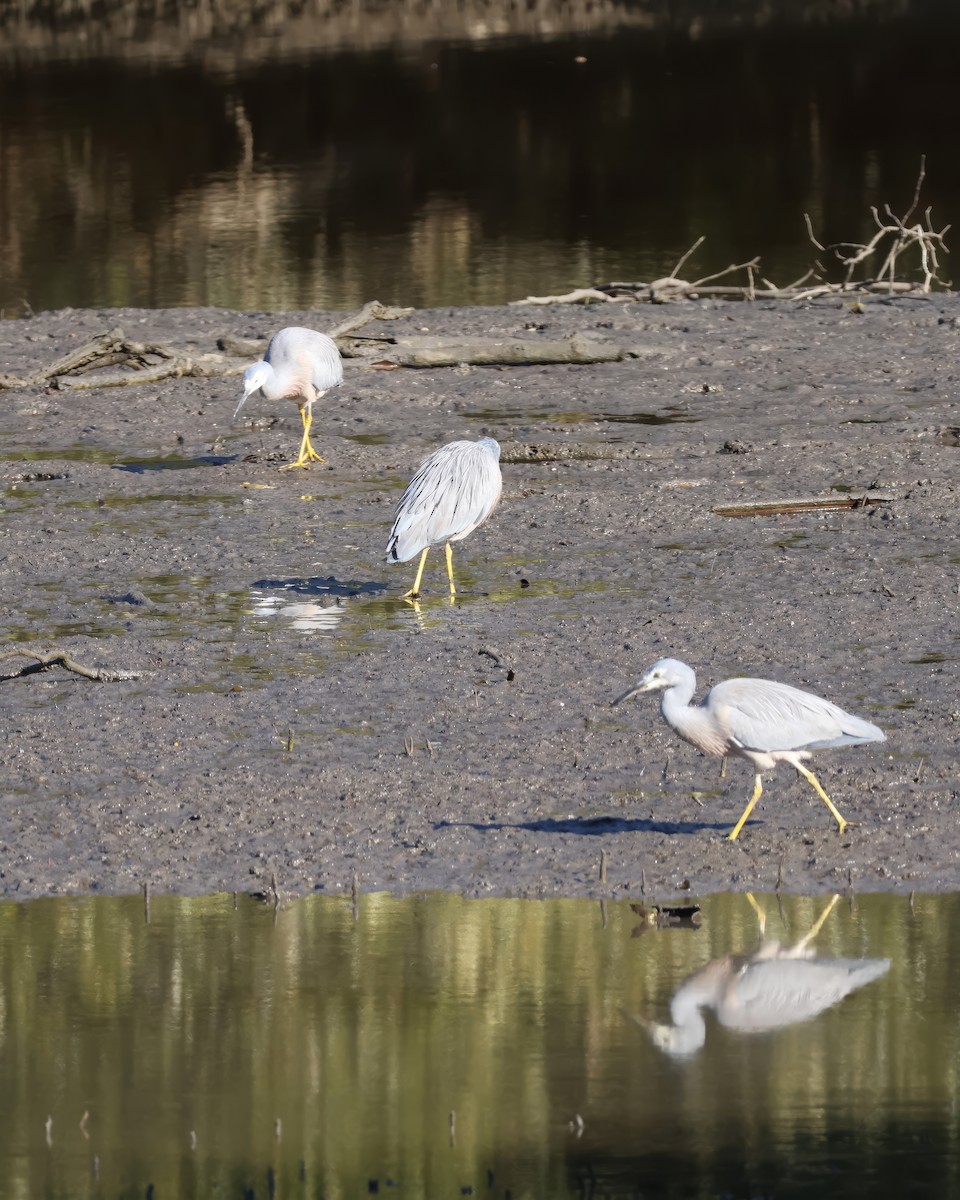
top-left (632, 890), bottom-right (883, 1057)
top-left (748, 890), bottom-right (841, 953)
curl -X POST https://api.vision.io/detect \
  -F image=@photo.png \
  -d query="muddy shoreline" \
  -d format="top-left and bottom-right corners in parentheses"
top-left (0, 296), bottom-right (957, 902)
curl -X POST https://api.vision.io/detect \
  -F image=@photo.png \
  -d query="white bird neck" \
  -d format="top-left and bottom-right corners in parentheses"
top-left (655, 987), bottom-right (708, 1054)
top-left (257, 360), bottom-right (280, 397)
top-left (660, 670), bottom-right (697, 724)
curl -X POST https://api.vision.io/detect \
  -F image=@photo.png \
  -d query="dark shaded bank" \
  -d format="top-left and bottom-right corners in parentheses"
top-left (0, 295), bottom-right (956, 901)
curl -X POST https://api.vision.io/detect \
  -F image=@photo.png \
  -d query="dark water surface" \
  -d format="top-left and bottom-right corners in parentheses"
top-left (2, 890), bottom-right (958, 1198)
top-left (1, 2), bottom-right (959, 314)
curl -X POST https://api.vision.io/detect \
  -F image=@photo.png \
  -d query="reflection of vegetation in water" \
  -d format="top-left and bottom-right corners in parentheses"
top-left (0, 892), bottom-right (957, 1196)
top-left (2, 5), bottom-right (959, 313)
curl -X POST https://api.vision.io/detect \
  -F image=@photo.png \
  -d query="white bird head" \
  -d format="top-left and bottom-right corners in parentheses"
top-left (235, 360), bottom-right (272, 418)
top-left (612, 658), bottom-right (693, 706)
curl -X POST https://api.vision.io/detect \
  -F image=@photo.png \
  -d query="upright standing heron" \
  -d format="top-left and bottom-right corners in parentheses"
top-left (612, 658), bottom-right (885, 840)
top-left (235, 327), bottom-right (343, 468)
top-left (386, 437), bottom-right (502, 598)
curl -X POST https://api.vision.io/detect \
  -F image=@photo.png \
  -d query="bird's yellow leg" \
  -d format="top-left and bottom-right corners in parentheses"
top-left (795, 764), bottom-right (848, 833)
top-left (281, 407), bottom-right (325, 469)
top-left (444, 542), bottom-right (456, 596)
top-left (727, 773), bottom-right (763, 841)
top-left (745, 892), bottom-right (766, 941)
top-left (403, 548), bottom-right (430, 598)
top-left (793, 894), bottom-right (841, 952)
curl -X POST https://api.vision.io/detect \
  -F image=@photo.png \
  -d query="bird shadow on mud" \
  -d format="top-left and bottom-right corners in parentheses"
top-left (252, 575), bottom-right (388, 597)
top-left (437, 814), bottom-right (732, 836)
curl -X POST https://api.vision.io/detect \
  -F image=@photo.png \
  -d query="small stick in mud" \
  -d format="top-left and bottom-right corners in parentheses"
top-left (599, 849), bottom-right (608, 883)
top-left (0, 648), bottom-right (148, 683)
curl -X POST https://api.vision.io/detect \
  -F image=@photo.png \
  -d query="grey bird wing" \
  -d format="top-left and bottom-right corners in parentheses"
top-left (267, 327), bottom-right (343, 392)
top-left (710, 678), bottom-right (883, 753)
top-left (306, 331), bottom-right (344, 391)
top-left (386, 440), bottom-right (502, 563)
top-left (718, 956), bottom-right (890, 1031)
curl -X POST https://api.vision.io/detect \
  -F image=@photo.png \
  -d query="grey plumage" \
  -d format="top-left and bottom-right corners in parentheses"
top-left (613, 657), bottom-right (885, 840)
top-left (235, 327), bottom-right (343, 467)
top-left (387, 437), bottom-right (502, 597)
top-left (638, 895), bottom-right (890, 1055)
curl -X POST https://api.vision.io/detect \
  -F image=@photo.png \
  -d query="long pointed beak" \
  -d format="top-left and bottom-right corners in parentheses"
top-left (234, 385), bottom-right (255, 420)
top-left (611, 683), bottom-right (643, 707)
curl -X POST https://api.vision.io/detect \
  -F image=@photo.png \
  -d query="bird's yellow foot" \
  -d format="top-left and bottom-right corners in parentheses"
top-left (280, 452), bottom-right (325, 470)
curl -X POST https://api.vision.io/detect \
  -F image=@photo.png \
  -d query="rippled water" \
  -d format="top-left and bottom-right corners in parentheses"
top-left (1, 2), bottom-right (959, 314)
top-left (1, 889), bottom-right (957, 1198)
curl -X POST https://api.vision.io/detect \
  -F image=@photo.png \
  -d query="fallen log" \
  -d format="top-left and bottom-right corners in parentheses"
top-left (713, 494), bottom-right (895, 518)
top-left (367, 333), bottom-right (644, 367)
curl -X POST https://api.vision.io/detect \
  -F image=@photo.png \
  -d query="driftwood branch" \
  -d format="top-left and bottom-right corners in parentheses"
top-left (797, 161), bottom-right (950, 298)
top-left (365, 332), bottom-right (639, 368)
top-left (327, 299), bottom-right (415, 338)
top-left (0, 648), bottom-right (149, 683)
top-left (517, 162), bottom-right (950, 306)
top-left (218, 300), bottom-right (415, 360)
top-left (0, 301), bottom-right (418, 393)
top-left (0, 327), bottom-right (238, 391)
top-left (713, 494), bottom-right (895, 518)
top-left (510, 287), bottom-right (617, 306)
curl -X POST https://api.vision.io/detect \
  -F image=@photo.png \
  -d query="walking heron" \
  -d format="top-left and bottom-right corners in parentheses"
top-left (613, 658), bottom-right (885, 839)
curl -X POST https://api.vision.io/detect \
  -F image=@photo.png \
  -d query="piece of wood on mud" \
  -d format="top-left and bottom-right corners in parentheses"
top-left (713, 494), bottom-right (895, 518)
top-left (369, 333), bottom-right (633, 367)
top-left (0, 648), bottom-right (148, 683)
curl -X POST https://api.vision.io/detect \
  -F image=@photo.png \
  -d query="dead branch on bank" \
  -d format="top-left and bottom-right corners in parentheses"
top-left (513, 159), bottom-right (950, 305)
top-left (0, 301), bottom-right (415, 393)
top-left (0, 327), bottom-right (236, 392)
top-left (793, 156), bottom-right (950, 300)
top-left (364, 332), bottom-right (644, 368)
top-left (216, 299), bottom-right (415, 359)
top-left (0, 648), bottom-right (149, 683)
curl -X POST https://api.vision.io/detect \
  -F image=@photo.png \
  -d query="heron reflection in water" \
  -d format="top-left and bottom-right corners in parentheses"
top-left (631, 894), bottom-right (890, 1057)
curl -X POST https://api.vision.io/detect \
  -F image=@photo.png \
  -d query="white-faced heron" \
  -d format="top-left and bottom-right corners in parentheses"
top-left (634, 894), bottom-right (890, 1056)
top-left (386, 437), bottom-right (502, 598)
top-left (236, 327), bottom-right (343, 469)
top-left (613, 657), bottom-right (885, 840)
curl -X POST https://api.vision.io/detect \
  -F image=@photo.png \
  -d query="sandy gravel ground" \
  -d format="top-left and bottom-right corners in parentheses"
top-left (0, 295), bottom-right (957, 902)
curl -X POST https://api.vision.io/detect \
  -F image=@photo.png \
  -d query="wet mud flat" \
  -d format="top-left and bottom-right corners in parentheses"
top-left (0, 296), bottom-right (957, 902)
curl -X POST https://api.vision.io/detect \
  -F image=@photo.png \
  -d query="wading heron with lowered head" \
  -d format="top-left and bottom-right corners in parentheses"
top-left (613, 658), bottom-right (885, 840)
top-left (387, 437), bottom-right (502, 598)
top-left (235, 327), bottom-right (343, 468)
top-left (632, 894), bottom-right (890, 1057)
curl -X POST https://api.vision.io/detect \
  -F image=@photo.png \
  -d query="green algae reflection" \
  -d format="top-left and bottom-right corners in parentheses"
top-left (1, 891), bottom-right (958, 1198)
